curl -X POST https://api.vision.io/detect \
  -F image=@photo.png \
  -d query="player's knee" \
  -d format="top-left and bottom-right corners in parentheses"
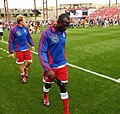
top-left (45, 83), bottom-right (52, 89)
top-left (27, 60), bottom-right (32, 64)
top-left (60, 83), bottom-right (67, 93)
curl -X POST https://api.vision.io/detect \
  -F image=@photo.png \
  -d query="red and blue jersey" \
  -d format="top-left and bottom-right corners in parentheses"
top-left (8, 24), bottom-right (34, 54)
top-left (38, 26), bottom-right (67, 71)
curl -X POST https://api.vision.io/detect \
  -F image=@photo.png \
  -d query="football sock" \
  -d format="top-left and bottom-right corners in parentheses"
top-left (43, 86), bottom-right (50, 100)
top-left (21, 72), bottom-right (25, 76)
top-left (24, 67), bottom-right (28, 76)
top-left (21, 72), bottom-right (26, 78)
top-left (24, 66), bottom-right (28, 69)
top-left (60, 92), bottom-right (70, 114)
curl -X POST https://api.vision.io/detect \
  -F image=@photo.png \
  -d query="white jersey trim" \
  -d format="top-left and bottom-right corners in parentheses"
top-left (52, 64), bottom-right (67, 69)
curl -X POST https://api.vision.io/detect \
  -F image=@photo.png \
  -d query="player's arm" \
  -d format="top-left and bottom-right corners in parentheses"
top-left (47, 69), bottom-right (55, 79)
top-left (26, 28), bottom-right (35, 50)
top-left (31, 46), bottom-right (35, 52)
top-left (38, 32), bottom-right (51, 72)
top-left (8, 29), bottom-right (14, 59)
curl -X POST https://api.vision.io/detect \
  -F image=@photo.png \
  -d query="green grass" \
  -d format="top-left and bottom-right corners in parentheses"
top-left (0, 26), bottom-right (120, 114)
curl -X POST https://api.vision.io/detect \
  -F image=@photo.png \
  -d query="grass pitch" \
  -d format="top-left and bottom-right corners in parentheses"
top-left (0, 26), bottom-right (120, 114)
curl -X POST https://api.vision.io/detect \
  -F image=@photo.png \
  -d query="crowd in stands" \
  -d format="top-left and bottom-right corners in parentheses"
top-left (1, 17), bottom-right (119, 35)
top-left (0, 7), bottom-right (120, 33)
top-left (1, 20), bottom-right (55, 34)
top-left (69, 16), bottom-right (119, 28)
top-left (69, 7), bottom-right (120, 28)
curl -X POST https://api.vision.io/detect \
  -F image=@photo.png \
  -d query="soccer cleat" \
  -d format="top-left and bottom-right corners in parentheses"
top-left (24, 68), bottom-right (28, 78)
top-left (22, 76), bottom-right (27, 83)
top-left (43, 99), bottom-right (50, 107)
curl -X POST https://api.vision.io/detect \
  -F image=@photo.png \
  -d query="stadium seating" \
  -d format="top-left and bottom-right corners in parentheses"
top-left (89, 7), bottom-right (120, 19)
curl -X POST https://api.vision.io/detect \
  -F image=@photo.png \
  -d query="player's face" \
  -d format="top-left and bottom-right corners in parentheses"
top-left (21, 17), bottom-right (26, 26)
top-left (57, 18), bottom-right (70, 32)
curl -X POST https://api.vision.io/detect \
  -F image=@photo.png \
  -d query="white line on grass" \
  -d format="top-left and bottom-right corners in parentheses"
top-left (0, 40), bottom-right (8, 44)
top-left (117, 78), bottom-right (120, 82)
top-left (67, 63), bottom-right (120, 84)
top-left (1, 40), bottom-right (120, 84)
top-left (31, 51), bottom-right (38, 55)
top-left (0, 47), bottom-right (9, 55)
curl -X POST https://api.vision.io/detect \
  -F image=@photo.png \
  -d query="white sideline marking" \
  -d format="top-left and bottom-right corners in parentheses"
top-left (1, 40), bottom-right (120, 84)
top-left (0, 45), bottom-right (9, 55)
top-left (6, 51), bottom-right (9, 53)
top-left (0, 57), bottom-right (2, 59)
top-left (3, 49), bottom-right (6, 52)
top-left (67, 63), bottom-right (120, 84)
top-left (117, 78), bottom-right (120, 83)
top-left (31, 51), bottom-right (38, 55)
top-left (0, 40), bottom-right (8, 44)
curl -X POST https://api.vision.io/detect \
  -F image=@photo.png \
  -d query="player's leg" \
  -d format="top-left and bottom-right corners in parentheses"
top-left (24, 50), bottom-right (32, 77)
top-left (19, 64), bottom-right (26, 83)
top-left (43, 71), bottom-right (54, 106)
top-left (16, 51), bottom-right (26, 83)
top-left (43, 83), bottom-right (52, 106)
top-left (1, 32), bottom-right (4, 41)
top-left (56, 65), bottom-right (70, 114)
top-left (2, 36), bottom-right (4, 41)
top-left (60, 84), bottom-right (69, 114)
top-left (0, 32), bottom-right (3, 40)
top-left (24, 61), bottom-right (32, 77)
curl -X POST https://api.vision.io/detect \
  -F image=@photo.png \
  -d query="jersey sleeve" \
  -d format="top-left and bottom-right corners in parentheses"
top-left (8, 29), bottom-right (14, 54)
top-left (38, 31), bottom-right (51, 71)
top-left (27, 28), bottom-right (34, 46)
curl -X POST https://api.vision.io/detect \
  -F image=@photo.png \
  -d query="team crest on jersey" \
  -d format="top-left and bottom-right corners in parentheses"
top-left (16, 30), bottom-right (22, 36)
top-left (51, 35), bottom-right (59, 43)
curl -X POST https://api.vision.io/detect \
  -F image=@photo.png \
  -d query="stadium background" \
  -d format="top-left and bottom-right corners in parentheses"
top-left (0, 0), bottom-right (120, 114)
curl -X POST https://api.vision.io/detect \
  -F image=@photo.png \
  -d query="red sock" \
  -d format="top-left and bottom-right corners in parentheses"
top-left (60, 92), bottom-right (70, 114)
top-left (62, 98), bottom-right (69, 114)
top-left (21, 72), bottom-right (26, 78)
top-left (24, 67), bottom-right (28, 77)
top-left (43, 86), bottom-right (50, 100)
top-left (44, 92), bottom-right (48, 100)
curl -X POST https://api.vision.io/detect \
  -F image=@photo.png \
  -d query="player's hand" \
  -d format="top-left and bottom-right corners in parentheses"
top-left (47, 70), bottom-right (55, 79)
top-left (10, 53), bottom-right (14, 59)
top-left (31, 46), bottom-right (35, 52)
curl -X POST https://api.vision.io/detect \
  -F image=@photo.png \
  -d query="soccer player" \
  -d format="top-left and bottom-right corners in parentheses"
top-left (38, 13), bottom-right (70, 114)
top-left (8, 15), bottom-right (35, 83)
top-left (0, 21), bottom-right (4, 41)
